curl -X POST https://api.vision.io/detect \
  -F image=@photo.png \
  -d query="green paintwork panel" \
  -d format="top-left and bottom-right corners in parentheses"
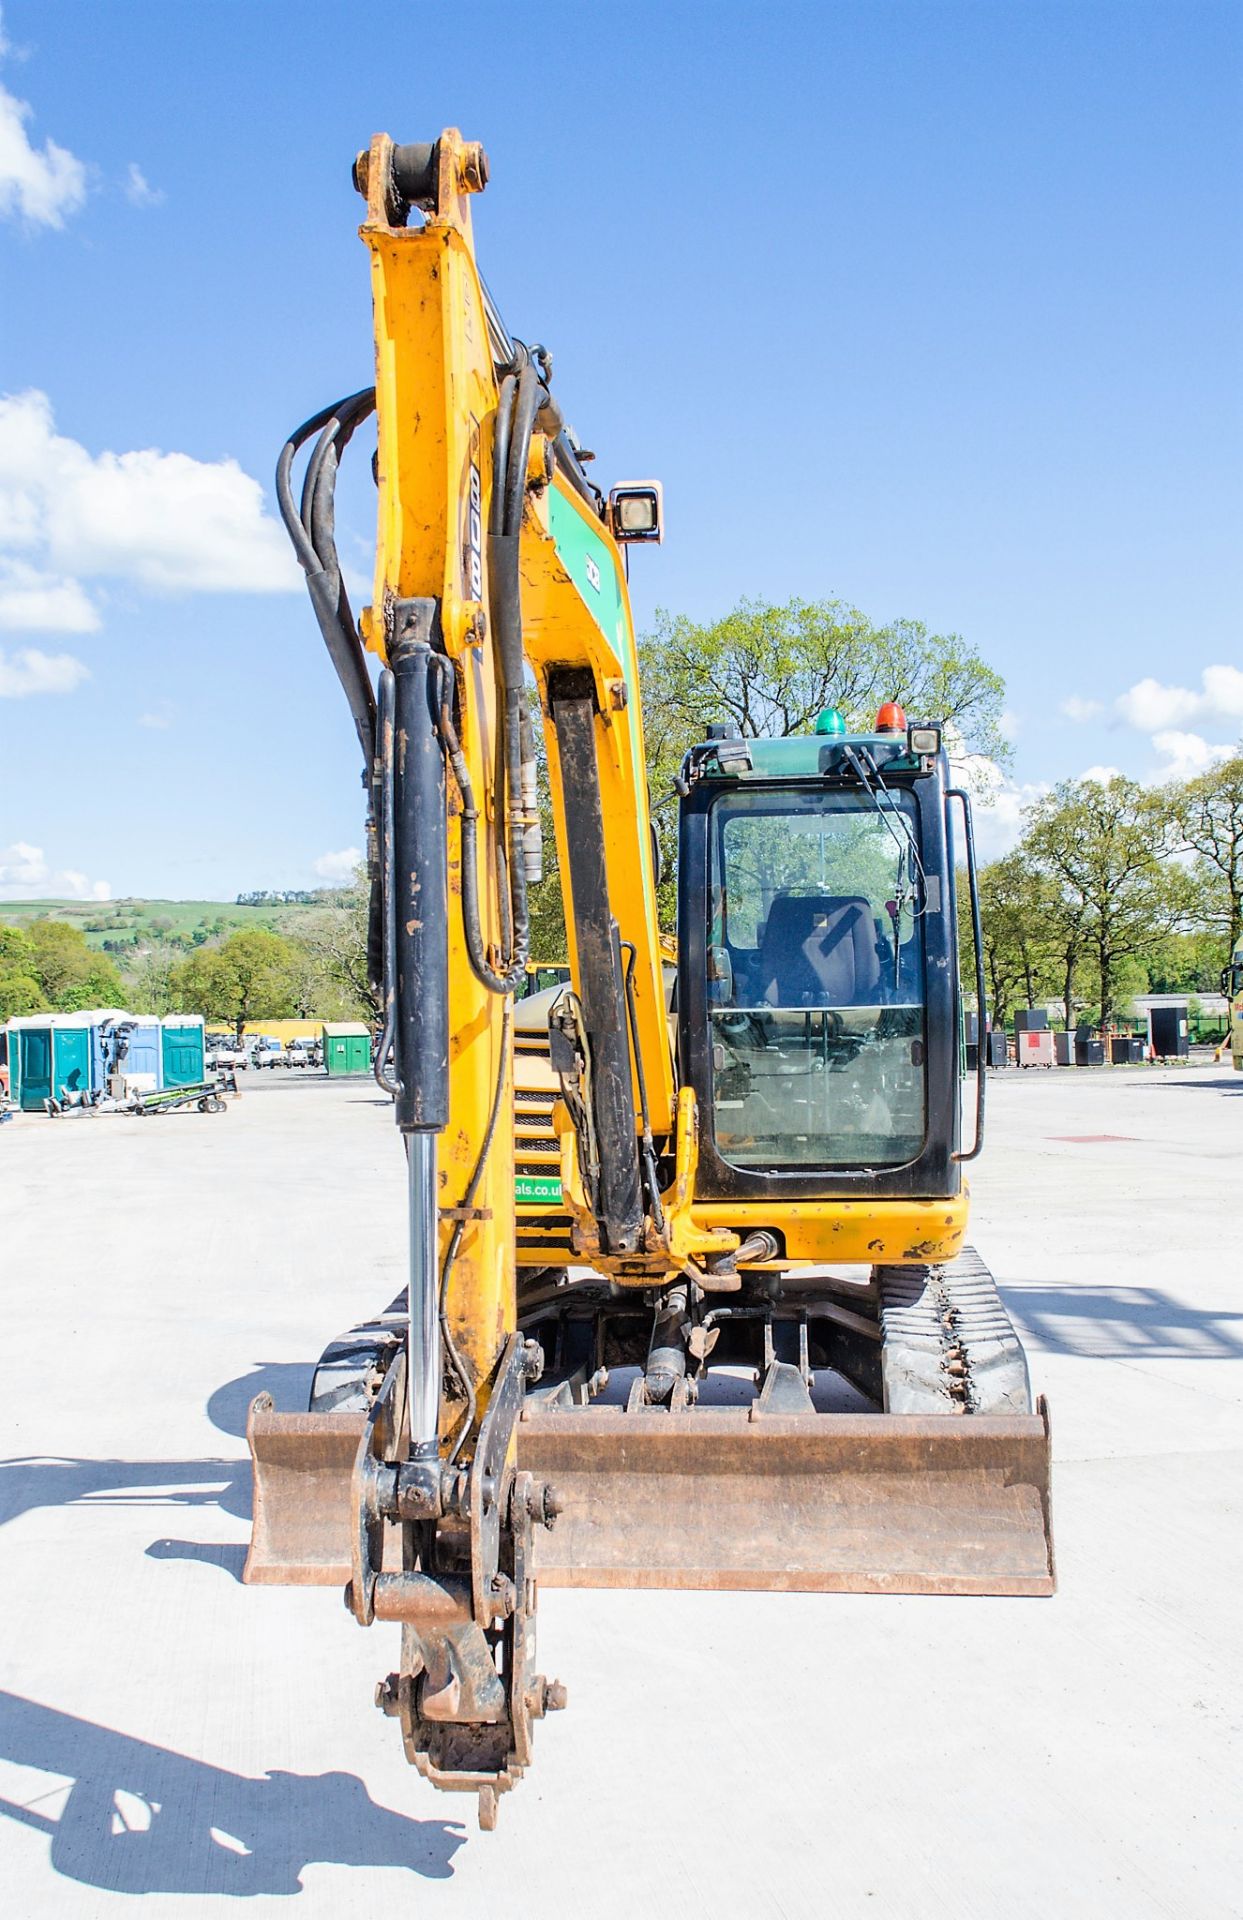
top-left (515, 1173), bottom-right (563, 1206)
top-left (548, 489), bottom-right (628, 676)
top-left (717, 733), bottom-right (920, 781)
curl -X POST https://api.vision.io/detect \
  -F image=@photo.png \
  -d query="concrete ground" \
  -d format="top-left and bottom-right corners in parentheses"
top-left (1, 1062), bottom-right (1240, 1918)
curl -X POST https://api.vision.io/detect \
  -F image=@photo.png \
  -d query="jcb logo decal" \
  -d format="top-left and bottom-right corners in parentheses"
top-left (466, 461), bottom-right (483, 601)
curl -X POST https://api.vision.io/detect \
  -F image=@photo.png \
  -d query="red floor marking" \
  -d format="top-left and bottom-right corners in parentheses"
top-left (1047, 1134), bottom-right (1138, 1143)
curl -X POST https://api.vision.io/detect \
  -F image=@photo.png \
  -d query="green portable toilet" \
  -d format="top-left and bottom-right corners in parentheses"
top-left (161, 1015), bottom-right (205, 1087)
top-left (322, 1021), bottom-right (372, 1076)
top-left (10, 1019), bottom-right (92, 1110)
top-left (14, 1024), bottom-right (51, 1109)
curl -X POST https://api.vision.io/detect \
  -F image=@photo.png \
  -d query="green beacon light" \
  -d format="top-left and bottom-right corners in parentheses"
top-left (814, 706), bottom-right (847, 736)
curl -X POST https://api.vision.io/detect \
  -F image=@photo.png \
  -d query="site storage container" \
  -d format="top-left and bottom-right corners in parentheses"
top-left (1017, 1030), bottom-right (1055, 1067)
top-left (1148, 1005), bottom-right (1189, 1059)
top-left (322, 1022), bottom-right (372, 1076)
top-left (1014, 1008), bottom-right (1049, 1033)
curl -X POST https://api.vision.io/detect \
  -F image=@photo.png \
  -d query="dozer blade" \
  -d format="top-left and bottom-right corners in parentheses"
top-left (519, 1400), bottom-right (1054, 1596)
top-left (245, 1392), bottom-right (1054, 1598)
top-left (245, 1397), bottom-right (362, 1585)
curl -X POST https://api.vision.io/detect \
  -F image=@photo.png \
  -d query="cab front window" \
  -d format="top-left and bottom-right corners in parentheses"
top-left (707, 788), bottom-right (927, 1170)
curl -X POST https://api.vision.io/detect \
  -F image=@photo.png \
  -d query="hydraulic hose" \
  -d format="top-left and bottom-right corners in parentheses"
top-left (276, 389), bottom-right (377, 768)
top-left (447, 360), bottom-right (548, 995)
top-left (373, 669), bottom-right (400, 1095)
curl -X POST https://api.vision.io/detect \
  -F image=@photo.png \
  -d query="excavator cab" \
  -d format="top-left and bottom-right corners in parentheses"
top-left (679, 721), bottom-right (963, 1198)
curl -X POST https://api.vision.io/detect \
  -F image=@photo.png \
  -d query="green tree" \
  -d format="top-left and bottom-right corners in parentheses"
top-left (0, 927), bottom-right (44, 1018)
top-left (121, 943), bottom-right (184, 1016)
top-left (20, 918), bottom-right (124, 1011)
top-left (1025, 777), bottom-right (1192, 1030)
top-left (636, 597), bottom-right (1007, 929)
top-left (0, 971), bottom-right (42, 1019)
top-left (170, 929), bottom-right (302, 1039)
top-left (639, 596), bottom-right (1008, 764)
top-left (1165, 752), bottom-right (1243, 950)
top-left (1144, 929), bottom-right (1231, 995)
top-left (296, 870), bottom-right (382, 1020)
top-left (972, 855), bottom-right (1061, 1030)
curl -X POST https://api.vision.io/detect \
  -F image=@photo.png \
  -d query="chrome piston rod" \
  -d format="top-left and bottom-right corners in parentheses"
top-left (407, 1132), bottom-right (441, 1460)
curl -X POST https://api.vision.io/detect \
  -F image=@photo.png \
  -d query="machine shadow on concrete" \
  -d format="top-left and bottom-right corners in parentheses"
top-left (0, 1455), bottom-right (253, 1531)
top-left (0, 1366), bottom-right (320, 1584)
top-left (1002, 1284), bottom-right (1243, 1362)
top-left (0, 1691), bottom-right (464, 1894)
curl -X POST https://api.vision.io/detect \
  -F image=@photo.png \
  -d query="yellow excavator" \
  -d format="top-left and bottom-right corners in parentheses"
top-left (245, 129), bottom-right (1054, 1829)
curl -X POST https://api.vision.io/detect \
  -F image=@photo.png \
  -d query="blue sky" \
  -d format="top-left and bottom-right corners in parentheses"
top-left (1, 0), bottom-right (1240, 898)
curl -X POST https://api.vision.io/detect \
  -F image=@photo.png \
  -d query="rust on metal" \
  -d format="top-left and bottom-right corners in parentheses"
top-left (519, 1399), bottom-right (1054, 1596)
top-left (246, 1392), bottom-right (1053, 1599)
top-left (244, 1394), bottom-right (362, 1586)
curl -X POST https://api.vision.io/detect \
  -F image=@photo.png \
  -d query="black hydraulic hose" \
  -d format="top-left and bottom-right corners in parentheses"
top-left (487, 528), bottom-right (530, 979)
top-left (620, 941), bottom-right (665, 1234)
top-left (502, 363), bottom-right (541, 539)
top-left (276, 389), bottom-right (377, 766)
top-left (490, 362), bottom-right (546, 978)
top-left (437, 687), bottom-right (513, 994)
top-left (373, 669), bottom-right (400, 1096)
top-left (440, 363), bottom-right (544, 996)
top-left (552, 431), bottom-right (603, 514)
top-left (490, 374), bottom-right (516, 536)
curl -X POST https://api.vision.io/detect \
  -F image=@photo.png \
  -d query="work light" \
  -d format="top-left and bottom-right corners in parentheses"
top-left (907, 723), bottom-right (942, 758)
top-left (609, 482), bottom-right (664, 544)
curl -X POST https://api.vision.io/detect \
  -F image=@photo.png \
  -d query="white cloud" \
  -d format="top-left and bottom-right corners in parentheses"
top-left (0, 644), bottom-right (89, 696)
top-left (0, 556), bottom-right (99, 631)
top-left (1148, 729), bottom-right (1234, 784)
top-left (0, 33), bottom-right (87, 229)
top-left (1060, 695), bottom-right (1103, 723)
top-left (137, 703), bottom-right (173, 729)
top-left (997, 709), bottom-right (1020, 743)
top-left (313, 847), bottom-right (361, 884)
top-left (0, 390), bottom-right (300, 611)
top-left (1116, 666), bottom-right (1243, 735)
top-left (1080, 764), bottom-right (1122, 786)
top-left (948, 747), bottom-right (1049, 861)
top-left (0, 840), bottom-right (110, 901)
top-left (124, 163), bottom-right (163, 208)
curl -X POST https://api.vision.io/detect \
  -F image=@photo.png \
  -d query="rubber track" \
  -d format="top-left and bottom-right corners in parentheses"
top-left (308, 1290), bottom-right (405, 1412)
top-left (876, 1246), bottom-right (1033, 1417)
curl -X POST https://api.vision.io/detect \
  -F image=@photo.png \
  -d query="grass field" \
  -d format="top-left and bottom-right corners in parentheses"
top-left (0, 897), bottom-right (335, 949)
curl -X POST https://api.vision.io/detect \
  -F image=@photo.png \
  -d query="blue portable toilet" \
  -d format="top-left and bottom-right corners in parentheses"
top-left (91, 1015), bottom-right (162, 1094)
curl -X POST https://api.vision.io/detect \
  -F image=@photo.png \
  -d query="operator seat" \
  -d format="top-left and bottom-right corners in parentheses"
top-left (760, 894), bottom-right (881, 1007)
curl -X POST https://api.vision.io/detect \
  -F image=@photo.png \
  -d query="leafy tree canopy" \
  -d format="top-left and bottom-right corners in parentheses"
top-left (169, 929), bottom-right (303, 1040)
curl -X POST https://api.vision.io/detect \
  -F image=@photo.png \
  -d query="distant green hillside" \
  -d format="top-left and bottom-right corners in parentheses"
top-left (0, 897), bottom-right (343, 951)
